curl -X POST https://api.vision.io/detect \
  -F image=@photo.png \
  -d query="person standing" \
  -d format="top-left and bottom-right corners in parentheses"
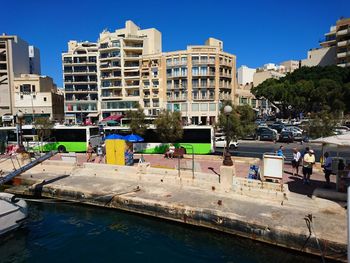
top-left (86, 142), bottom-right (94, 162)
top-left (302, 149), bottom-right (315, 184)
top-left (292, 148), bottom-right (301, 176)
top-left (277, 145), bottom-right (285, 157)
top-left (322, 152), bottom-right (332, 188)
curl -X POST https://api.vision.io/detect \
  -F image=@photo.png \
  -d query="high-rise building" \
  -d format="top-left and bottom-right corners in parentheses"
top-left (303, 17), bottom-right (350, 68)
top-left (62, 22), bottom-right (238, 125)
top-left (162, 38), bottom-right (236, 125)
top-left (62, 41), bottom-right (99, 124)
top-left (0, 34), bottom-right (40, 118)
top-left (335, 17), bottom-right (350, 67)
top-left (98, 20), bottom-right (161, 119)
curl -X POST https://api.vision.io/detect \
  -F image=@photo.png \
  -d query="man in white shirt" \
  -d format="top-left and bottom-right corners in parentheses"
top-left (292, 148), bottom-right (301, 176)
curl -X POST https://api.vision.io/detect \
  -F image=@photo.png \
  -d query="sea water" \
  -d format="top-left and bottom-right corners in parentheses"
top-left (0, 202), bottom-right (320, 263)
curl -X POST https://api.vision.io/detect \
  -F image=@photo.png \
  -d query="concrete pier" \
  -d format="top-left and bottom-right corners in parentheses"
top-left (5, 157), bottom-right (347, 262)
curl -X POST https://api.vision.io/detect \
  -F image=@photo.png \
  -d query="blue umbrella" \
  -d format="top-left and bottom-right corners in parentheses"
top-left (124, 134), bottom-right (144, 142)
top-left (105, 134), bottom-right (125, 140)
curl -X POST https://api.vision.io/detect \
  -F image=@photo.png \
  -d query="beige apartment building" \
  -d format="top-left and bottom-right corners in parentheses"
top-left (62, 21), bottom-right (237, 125)
top-left (62, 41), bottom-right (99, 124)
top-left (0, 34), bottom-right (40, 119)
top-left (335, 18), bottom-right (350, 67)
top-left (98, 20), bottom-right (161, 119)
top-left (160, 38), bottom-right (236, 125)
top-left (13, 74), bottom-right (64, 123)
top-left (303, 17), bottom-right (350, 68)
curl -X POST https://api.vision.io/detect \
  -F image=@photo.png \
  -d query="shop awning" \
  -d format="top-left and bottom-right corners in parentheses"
top-left (87, 112), bottom-right (100, 118)
top-left (101, 114), bottom-right (123, 122)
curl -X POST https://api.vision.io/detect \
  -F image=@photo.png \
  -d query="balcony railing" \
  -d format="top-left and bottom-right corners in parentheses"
top-left (167, 95), bottom-right (187, 101)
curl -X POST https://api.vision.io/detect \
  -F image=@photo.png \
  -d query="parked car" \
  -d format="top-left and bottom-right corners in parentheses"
top-left (282, 126), bottom-right (303, 140)
top-left (259, 130), bottom-right (278, 141)
top-left (215, 137), bottom-right (238, 149)
top-left (278, 131), bottom-right (294, 143)
top-left (269, 123), bottom-right (285, 133)
top-left (333, 126), bottom-right (350, 135)
top-left (256, 127), bottom-right (277, 140)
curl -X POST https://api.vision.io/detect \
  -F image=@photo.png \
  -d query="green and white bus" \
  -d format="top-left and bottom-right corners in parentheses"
top-left (103, 126), bottom-right (214, 154)
top-left (0, 125), bottom-right (100, 153)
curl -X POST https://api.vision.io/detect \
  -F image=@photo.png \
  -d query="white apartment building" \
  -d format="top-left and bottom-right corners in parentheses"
top-left (62, 41), bottom-right (99, 124)
top-left (98, 20), bottom-right (161, 119)
top-left (0, 34), bottom-right (40, 118)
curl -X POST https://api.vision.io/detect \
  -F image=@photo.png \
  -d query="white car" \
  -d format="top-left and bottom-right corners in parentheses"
top-left (215, 137), bottom-right (238, 149)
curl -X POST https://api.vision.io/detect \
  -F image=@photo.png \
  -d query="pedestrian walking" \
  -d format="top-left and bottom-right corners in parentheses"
top-left (86, 142), bottom-right (94, 162)
top-left (302, 149), bottom-right (315, 184)
top-left (292, 148), bottom-right (301, 176)
top-left (322, 152), bottom-right (332, 188)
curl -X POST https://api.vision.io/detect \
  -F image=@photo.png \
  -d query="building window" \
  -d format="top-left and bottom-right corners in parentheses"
top-left (44, 97), bottom-right (47, 102)
top-left (200, 103), bottom-right (208, 111)
top-left (20, 95), bottom-right (23, 100)
top-left (31, 85), bottom-right (36, 92)
top-left (209, 103), bottom-right (216, 111)
top-left (33, 95), bottom-right (36, 99)
top-left (192, 67), bottom-right (199, 76)
top-left (181, 103), bottom-right (187, 112)
top-left (192, 103), bottom-right (199, 111)
top-left (181, 57), bottom-right (187, 64)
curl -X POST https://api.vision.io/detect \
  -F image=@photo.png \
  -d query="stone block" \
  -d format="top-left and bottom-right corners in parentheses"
top-left (220, 165), bottom-right (235, 192)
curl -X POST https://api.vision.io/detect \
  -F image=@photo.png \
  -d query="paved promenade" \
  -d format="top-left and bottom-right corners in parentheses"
top-left (4, 153), bottom-right (346, 261)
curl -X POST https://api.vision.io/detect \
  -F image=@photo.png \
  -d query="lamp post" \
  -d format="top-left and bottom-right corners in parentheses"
top-left (16, 111), bottom-right (24, 151)
top-left (223, 105), bottom-right (233, 166)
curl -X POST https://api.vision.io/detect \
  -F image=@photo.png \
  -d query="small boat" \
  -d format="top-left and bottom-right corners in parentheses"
top-left (0, 192), bottom-right (28, 236)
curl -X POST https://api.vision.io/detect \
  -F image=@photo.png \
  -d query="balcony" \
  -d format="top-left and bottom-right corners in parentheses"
top-left (192, 59), bottom-right (215, 65)
top-left (167, 95), bottom-right (187, 101)
top-left (337, 40), bottom-right (350, 47)
top-left (219, 93), bottom-right (231, 100)
top-left (337, 28), bottom-right (350, 36)
top-left (219, 73), bottom-right (232, 78)
top-left (101, 92), bottom-right (123, 99)
top-left (192, 94), bottom-right (215, 101)
top-left (65, 88), bottom-right (98, 93)
top-left (337, 52), bottom-right (347, 58)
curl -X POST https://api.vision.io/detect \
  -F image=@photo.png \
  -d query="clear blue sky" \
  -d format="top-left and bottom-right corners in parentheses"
top-left (2, 0), bottom-right (350, 87)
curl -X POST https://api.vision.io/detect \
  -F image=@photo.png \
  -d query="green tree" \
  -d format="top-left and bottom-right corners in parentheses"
top-left (307, 110), bottom-right (337, 139)
top-left (236, 104), bottom-right (257, 137)
top-left (216, 101), bottom-right (242, 144)
top-left (251, 65), bottom-right (350, 117)
top-left (125, 106), bottom-right (147, 135)
top-left (154, 110), bottom-right (183, 143)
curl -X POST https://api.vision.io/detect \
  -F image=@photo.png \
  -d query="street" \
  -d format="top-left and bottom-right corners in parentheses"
top-left (214, 140), bottom-right (350, 162)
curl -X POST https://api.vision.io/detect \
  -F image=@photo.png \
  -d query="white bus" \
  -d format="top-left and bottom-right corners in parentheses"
top-left (0, 125), bottom-right (100, 153)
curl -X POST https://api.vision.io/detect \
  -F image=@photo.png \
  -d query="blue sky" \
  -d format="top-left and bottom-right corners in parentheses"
top-left (2, 0), bottom-right (349, 87)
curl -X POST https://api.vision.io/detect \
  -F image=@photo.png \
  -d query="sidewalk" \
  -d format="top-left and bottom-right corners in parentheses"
top-left (51, 153), bottom-right (336, 197)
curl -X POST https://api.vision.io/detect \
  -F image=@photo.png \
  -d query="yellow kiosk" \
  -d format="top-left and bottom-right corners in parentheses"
top-left (105, 139), bottom-right (126, 165)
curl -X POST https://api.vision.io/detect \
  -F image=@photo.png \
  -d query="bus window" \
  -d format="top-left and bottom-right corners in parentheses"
top-left (89, 127), bottom-right (99, 136)
top-left (52, 129), bottom-right (86, 142)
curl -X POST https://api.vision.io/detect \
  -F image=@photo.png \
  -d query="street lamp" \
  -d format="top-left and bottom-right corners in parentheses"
top-left (223, 105), bottom-right (233, 166)
top-left (16, 111), bottom-right (24, 151)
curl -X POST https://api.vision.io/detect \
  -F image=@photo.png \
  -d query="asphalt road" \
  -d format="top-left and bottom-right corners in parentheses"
top-left (214, 140), bottom-right (350, 162)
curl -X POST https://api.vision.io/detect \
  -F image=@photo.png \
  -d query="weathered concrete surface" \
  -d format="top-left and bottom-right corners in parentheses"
top-left (5, 159), bottom-right (347, 262)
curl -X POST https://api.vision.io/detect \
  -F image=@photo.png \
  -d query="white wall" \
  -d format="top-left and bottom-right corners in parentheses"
top-left (237, 65), bottom-right (255, 85)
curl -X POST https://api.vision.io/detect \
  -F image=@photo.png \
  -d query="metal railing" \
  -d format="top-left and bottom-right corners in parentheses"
top-left (177, 144), bottom-right (195, 179)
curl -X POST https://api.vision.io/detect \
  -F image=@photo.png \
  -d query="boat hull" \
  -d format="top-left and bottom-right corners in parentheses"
top-left (0, 193), bottom-right (28, 236)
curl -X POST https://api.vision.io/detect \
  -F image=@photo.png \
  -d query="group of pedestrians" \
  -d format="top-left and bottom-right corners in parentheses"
top-left (278, 146), bottom-right (316, 185)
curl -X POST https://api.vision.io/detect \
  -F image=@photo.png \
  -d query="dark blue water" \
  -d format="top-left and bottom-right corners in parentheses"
top-left (0, 202), bottom-right (321, 263)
